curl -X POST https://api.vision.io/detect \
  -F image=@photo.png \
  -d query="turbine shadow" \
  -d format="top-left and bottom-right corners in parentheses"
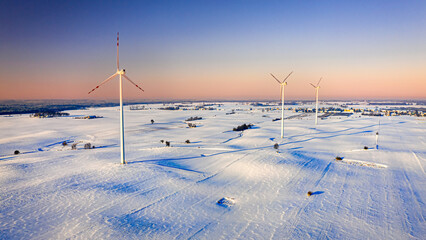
top-left (95, 144), bottom-right (119, 149)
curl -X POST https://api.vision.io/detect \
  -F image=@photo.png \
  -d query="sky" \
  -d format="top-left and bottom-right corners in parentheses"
top-left (0, 0), bottom-right (425, 100)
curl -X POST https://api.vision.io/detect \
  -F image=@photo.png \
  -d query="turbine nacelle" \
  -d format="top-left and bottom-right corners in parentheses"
top-left (270, 71), bottom-right (293, 85)
top-left (310, 77), bottom-right (322, 88)
top-left (88, 33), bottom-right (144, 95)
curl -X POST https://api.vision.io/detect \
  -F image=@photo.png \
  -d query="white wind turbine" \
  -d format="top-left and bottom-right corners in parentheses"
top-left (270, 71), bottom-right (293, 138)
top-left (88, 32), bottom-right (144, 164)
top-left (310, 77), bottom-right (322, 126)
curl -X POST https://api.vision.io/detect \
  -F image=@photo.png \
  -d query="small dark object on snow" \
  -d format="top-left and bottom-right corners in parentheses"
top-left (188, 123), bottom-right (196, 128)
top-left (71, 143), bottom-right (78, 150)
top-left (364, 146), bottom-right (369, 150)
top-left (185, 140), bottom-right (190, 144)
top-left (84, 143), bottom-right (91, 149)
top-left (186, 116), bottom-right (202, 121)
top-left (62, 141), bottom-right (68, 146)
top-left (14, 150), bottom-right (20, 155)
top-left (160, 140), bottom-right (164, 143)
top-left (165, 141), bottom-right (170, 147)
top-left (335, 156), bottom-right (343, 161)
top-left (92, 145), bottom-right (95, 149)
top-left (307, 191), bottom-right (313, 197)
top-left (151, 119), bottom-right (154, 124)
top-left (233, 123), bottom-right (253, 131)
top-left (274, 143), bottom-right (279, 149)
top-left (217, 197), bottom-right (235, 207)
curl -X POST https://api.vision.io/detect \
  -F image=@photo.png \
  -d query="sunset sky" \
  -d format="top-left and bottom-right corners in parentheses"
top-left (0, 0), bottom-right (425, 100)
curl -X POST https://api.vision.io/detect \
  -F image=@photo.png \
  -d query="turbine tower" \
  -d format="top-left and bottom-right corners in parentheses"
top-left (88, 32), bottom-right (144, 164)
top-left (270, 71), bottom-right (293, 138)
top-left (310, 77), bottom-right (322, 126)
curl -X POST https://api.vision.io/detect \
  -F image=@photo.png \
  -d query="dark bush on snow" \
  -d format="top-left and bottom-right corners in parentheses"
top-left (185, 140), bottom-right (190, 144)
top-left (62, 141), bottom-right (67, 146)
top-left (72, 143), bottom-right (78, 150)
top-left (307, 191), bottom-right (313, 197)
top-left (186, 116), bottom-right (202, 121)
top-left (160, 140), bottom-right (164, 143)
top-left (151, 119), bottom-right (155, 124)
top-left (84, 143), bottom-right (91, 149)
top-left (14, 150), bottom-right (20, 155)
top-left (364, 146), bottom-right (369, 150)
top-left (188, 123), bottom-right (196, 128)
top-left (274, 143), bottom-right (279, 149)
top-left (335, 156), bottom-right (343, 161)
top-left (233, 123), bottom-right (253, 131)
top-left (165, 141), bottom-right (170, 147)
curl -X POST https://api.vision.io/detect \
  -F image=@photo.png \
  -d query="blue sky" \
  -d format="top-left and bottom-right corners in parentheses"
top-left (0, 0), bottom-right (425, 100)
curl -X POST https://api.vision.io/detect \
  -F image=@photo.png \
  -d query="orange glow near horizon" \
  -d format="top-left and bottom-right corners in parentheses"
top-left (1, 69), bottom-right (425, 101)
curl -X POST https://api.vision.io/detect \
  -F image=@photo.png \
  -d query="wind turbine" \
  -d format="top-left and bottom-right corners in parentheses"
top-left (310, 77), bottom-right (322, 126)
top-left (88, 32), bottom-right (144, 164)
top-left (270, 71), bottom-right (293, 138)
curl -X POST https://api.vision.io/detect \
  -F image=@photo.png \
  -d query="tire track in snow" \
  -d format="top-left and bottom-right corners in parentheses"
top-left (41, 172), bottom-right (177, 239)
top-left (282, 190), bottom-right (327, 237)
top-left (271, 156), bottom-right (334, 239)
top-left (411, 152), bottom-right (425, 175)
top-left (184, 150), bottom-right (276, 239)
top-left (111, 150), bottom-right (259, 235)
top-left (386, 118), bottom-right (425, 238)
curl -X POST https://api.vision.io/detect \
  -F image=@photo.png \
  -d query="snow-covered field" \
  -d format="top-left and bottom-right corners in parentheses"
top-left (0, 102), bottom-right (425, 239)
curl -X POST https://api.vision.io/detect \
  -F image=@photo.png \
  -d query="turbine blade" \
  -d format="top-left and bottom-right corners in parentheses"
top-left (117, 32), bottom-right (119, 70)
top-left (270, 73), bottom-right (282, 84)
top-left (283, 71), bottom-right (293, 82)
top-left (310, 83), bottom-right (316, 88)
top-left (317, 77), bottom-right (322, 86)
top-left (123, 74), bottom-right (144, 92)
top-left (88, 73), bottom-right (118, 94)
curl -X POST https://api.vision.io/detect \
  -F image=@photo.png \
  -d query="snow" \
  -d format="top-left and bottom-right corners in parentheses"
top-left (0, 102), bottom-right (425, 239)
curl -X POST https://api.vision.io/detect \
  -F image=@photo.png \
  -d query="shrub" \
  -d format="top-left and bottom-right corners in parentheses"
top-left (307, 191), bottom-right (313, 197)
top-left (151, 119), bottom-right (154, 124)
top-left (273, 143), bottom-right (279, 149)
top-left (185, 140), bottom-right (190, 144)
top-left (188, 123), bottom-right (196, 128)
top-left (335, 156), bottom-right (343, 161)
top-left (62, 141), bottom-right (67, 146)
top-left (14, 150), bottom-right (20, 155)
top-left (84, 143), bottom-right (91, 149)
top-left (364, 146), bottom-right (369, 150)
top-left (72, 143), bottom-right (78, 150)
top-left (165, 141), bottom-right (170, 147)
top-left (160, 140), bottom-right (164, 143)
top-left (186, 116), bottom-right (202, 121)
top-left (233, 123), bottom-right (253, 131)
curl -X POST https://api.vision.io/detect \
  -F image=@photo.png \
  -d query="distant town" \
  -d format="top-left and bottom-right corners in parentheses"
top-left (1, 100), bottom-right (425, 118)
